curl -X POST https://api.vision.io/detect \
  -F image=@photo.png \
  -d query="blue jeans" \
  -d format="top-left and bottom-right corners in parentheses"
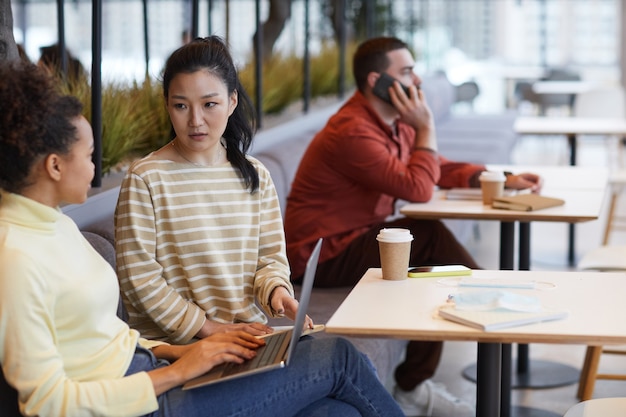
top-left (125, 337), bottom-right (403, 417)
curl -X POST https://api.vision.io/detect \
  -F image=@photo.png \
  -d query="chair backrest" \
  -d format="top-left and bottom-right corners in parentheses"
top-left (577, 245), bottom-right (626, 271)
top-left (455, 81), bottom-right (480, 104)
top-left (574, 87), bottom-right (626, 119)
top-left (539, 67), bottom-right (582, 109)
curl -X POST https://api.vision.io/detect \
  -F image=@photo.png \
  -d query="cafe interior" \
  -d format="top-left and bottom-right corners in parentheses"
top-left (5, 0), bottom-right (626, 416)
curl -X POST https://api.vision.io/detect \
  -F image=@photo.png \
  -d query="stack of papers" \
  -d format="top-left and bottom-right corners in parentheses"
top-left (445, 188), bottom-right (527, 201)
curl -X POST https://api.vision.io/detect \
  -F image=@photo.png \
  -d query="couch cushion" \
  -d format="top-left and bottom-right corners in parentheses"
top-left (251, 103), bottom-right (342, 213)
top-left (82, 231), bottom-right (115, 267)
top-left (421, 71), bottom-right (457, 124)
top-left (253, 135), bottom-right (314, 214)
top-left (436, 129), bottom-right (517, 165)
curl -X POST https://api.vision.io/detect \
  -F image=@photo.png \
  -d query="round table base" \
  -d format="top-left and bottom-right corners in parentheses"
top-left (463, 359), bottom-right (580, 389)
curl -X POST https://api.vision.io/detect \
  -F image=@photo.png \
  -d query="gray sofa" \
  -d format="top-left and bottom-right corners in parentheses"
top-left (61, 71), bottom-right (519, 389)
top-left (246, 72), bottom-right (520, 383)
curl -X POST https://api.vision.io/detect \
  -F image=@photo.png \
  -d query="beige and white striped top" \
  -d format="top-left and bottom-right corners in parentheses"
top-left (115, 156), bottom-right (292, 344)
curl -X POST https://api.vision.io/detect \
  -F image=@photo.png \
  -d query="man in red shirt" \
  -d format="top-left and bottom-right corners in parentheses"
top-left (285, 37), bottom-right (540, 416)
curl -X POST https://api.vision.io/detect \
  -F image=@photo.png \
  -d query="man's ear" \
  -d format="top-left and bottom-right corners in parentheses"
top-left (366, 72), bottom-right (381, 90)
top-left (44, 153), bottom-right (63, 181)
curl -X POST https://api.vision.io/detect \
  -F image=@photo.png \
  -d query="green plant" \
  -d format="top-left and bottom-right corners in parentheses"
top-left (239, 53), bottom-right (303, 114)
top-left (56, 43), bottom-right (351, 175)
top-left (132, 78), bottom-right (172, 154)
top-left (60, 76), bottom-right (170, 174)
top-left (239, 42), bottom-right (355, 114)
top-left (310, 41), bottom-right (356, 97)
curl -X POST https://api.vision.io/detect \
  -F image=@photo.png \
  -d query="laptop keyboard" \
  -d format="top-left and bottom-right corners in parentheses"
top-left (221, 330), bottom-right (291, 377)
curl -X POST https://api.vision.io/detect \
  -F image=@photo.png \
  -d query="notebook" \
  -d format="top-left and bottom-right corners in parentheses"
top-left (491, 194), bottom-right (565, 211)
top-left (445, 188), bottom-right (525, 201)
top-left (182, 238), bottom-right (323, 390)
top-left (438, 304), bottom-right (568, 331)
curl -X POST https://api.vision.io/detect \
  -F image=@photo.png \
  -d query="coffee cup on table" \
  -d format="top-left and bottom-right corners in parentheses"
top-left (478, 171), bottom-right (506, 205)
top-left (376, 228), bottom-right (413, 281)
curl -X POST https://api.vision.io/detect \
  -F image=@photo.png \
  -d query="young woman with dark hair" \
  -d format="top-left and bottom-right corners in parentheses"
top-left (0, 60), bottom-right (403, 417)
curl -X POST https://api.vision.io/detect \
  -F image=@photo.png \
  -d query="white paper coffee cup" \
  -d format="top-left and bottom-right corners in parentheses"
top-left (376, 228), bottom-right (413, 280)
top-left (478, 171), bottom-right (506, 205)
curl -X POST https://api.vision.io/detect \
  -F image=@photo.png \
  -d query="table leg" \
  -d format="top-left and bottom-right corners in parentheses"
top-left (567, 133), bottom-right (577, 266)
top-left (477, 343), bottom-right (502, 417)
top-left (465, 222), bottom-right (577, 417)
top-left (515, 223), bottom-right (579, 389)
top-left (568, 133), bottom-right (577, 166)
top-left (500, 222), bottom-right (515, 270)
top-left (568, 223), bottom-right (576, 266)
top-left (518, 222), bottom-right (531, 271)
top-left (501, 344), bottom-right (512, 417)
top-left (512, 222), bottom-right (580, 388)
top-left (517, 223), bottom-right (531, 374)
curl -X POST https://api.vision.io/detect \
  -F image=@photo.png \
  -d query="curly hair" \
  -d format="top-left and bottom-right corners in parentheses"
top-left (162, 36), bottom-right (259, 192)
top-left (0, 62), bottom-right (83, 194)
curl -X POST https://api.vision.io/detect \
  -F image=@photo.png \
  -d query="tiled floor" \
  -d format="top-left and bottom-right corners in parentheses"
top-left (431, 134), bottom-right (626, 416)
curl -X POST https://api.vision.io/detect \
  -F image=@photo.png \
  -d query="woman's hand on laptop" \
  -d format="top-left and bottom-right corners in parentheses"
top-left (270, 286), bottom-right (315, 330)
top-left (149, 331), bottom-right (264, 394)
top-left (195, 320), bottom-right (274, 339)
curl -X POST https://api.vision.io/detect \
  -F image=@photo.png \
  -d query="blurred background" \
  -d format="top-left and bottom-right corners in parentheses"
top-left (6, 0), bottom-right (625, 177)
top-left (10, 0), bottom-right (623, 112)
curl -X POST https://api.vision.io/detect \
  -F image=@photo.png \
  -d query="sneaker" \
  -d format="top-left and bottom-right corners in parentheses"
top-left (392, 379), bottom-right (475, 417)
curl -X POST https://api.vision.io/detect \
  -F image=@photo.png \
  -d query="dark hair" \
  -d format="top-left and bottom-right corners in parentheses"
top-left (0, 62), bottom-right (83, 194)
top-left (352, 37), bottom-right (411, 92)
top-left (162, 36), bottom-right (259, 192)
top-left (38, 43), bottom-right (87, 81)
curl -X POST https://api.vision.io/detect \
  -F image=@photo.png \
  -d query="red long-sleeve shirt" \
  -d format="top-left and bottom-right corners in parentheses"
top-left (285, 91), bottom-right (484, 278)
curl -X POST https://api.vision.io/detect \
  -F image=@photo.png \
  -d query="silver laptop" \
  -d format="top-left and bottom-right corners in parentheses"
top-left (182, 238), bottom-right (323, 390)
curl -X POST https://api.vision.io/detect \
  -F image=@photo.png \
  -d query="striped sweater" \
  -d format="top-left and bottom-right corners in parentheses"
top-left (115, 156), bottom-right (293, 344)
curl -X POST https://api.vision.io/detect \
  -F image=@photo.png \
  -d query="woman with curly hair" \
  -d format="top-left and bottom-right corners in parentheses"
top-left (0, 61), bottom-right (403, 417)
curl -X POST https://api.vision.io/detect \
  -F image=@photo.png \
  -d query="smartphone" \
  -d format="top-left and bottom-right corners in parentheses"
top-left (372, 73), bottom-right (412, 105)
top-left (407, 265), bottom-right (472, 278)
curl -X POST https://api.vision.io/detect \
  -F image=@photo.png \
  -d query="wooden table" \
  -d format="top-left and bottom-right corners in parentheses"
top-left (492, 65), bottom-right (547, 108)
top-left (531, 81), bottom-right (598, 95)
top-left (398, 167), bottom-right (607, 412)
top-left (513, 118), bottom-right (620, 263)
top-left (514, 117), bottom-right (626, 166)
top-left (326, 268), bottom-right (626, 417)
top-left (401, 165), bottom-right (607, 267)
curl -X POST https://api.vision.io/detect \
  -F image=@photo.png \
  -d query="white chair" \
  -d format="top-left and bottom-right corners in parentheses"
top-left (573, 87), bottom-right (626, 172)
top-left (576, 247), bottom-right (626, 400)
top-left (602, 171), bottom-right (626, 245)
top-left (574, 88), bottom-right (626, 244)
top-left (563, 397), bottom-right (626, 417)
top-left (577, 245), bottom-right (626, 271)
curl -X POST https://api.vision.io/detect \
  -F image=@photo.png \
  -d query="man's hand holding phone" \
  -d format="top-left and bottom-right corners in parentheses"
top-left (372, 73), bottom-right (412, 105)
top-left (371, 72), bottom-right (436, 150)
top-left (387, 77), bottom-right (432, 128)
